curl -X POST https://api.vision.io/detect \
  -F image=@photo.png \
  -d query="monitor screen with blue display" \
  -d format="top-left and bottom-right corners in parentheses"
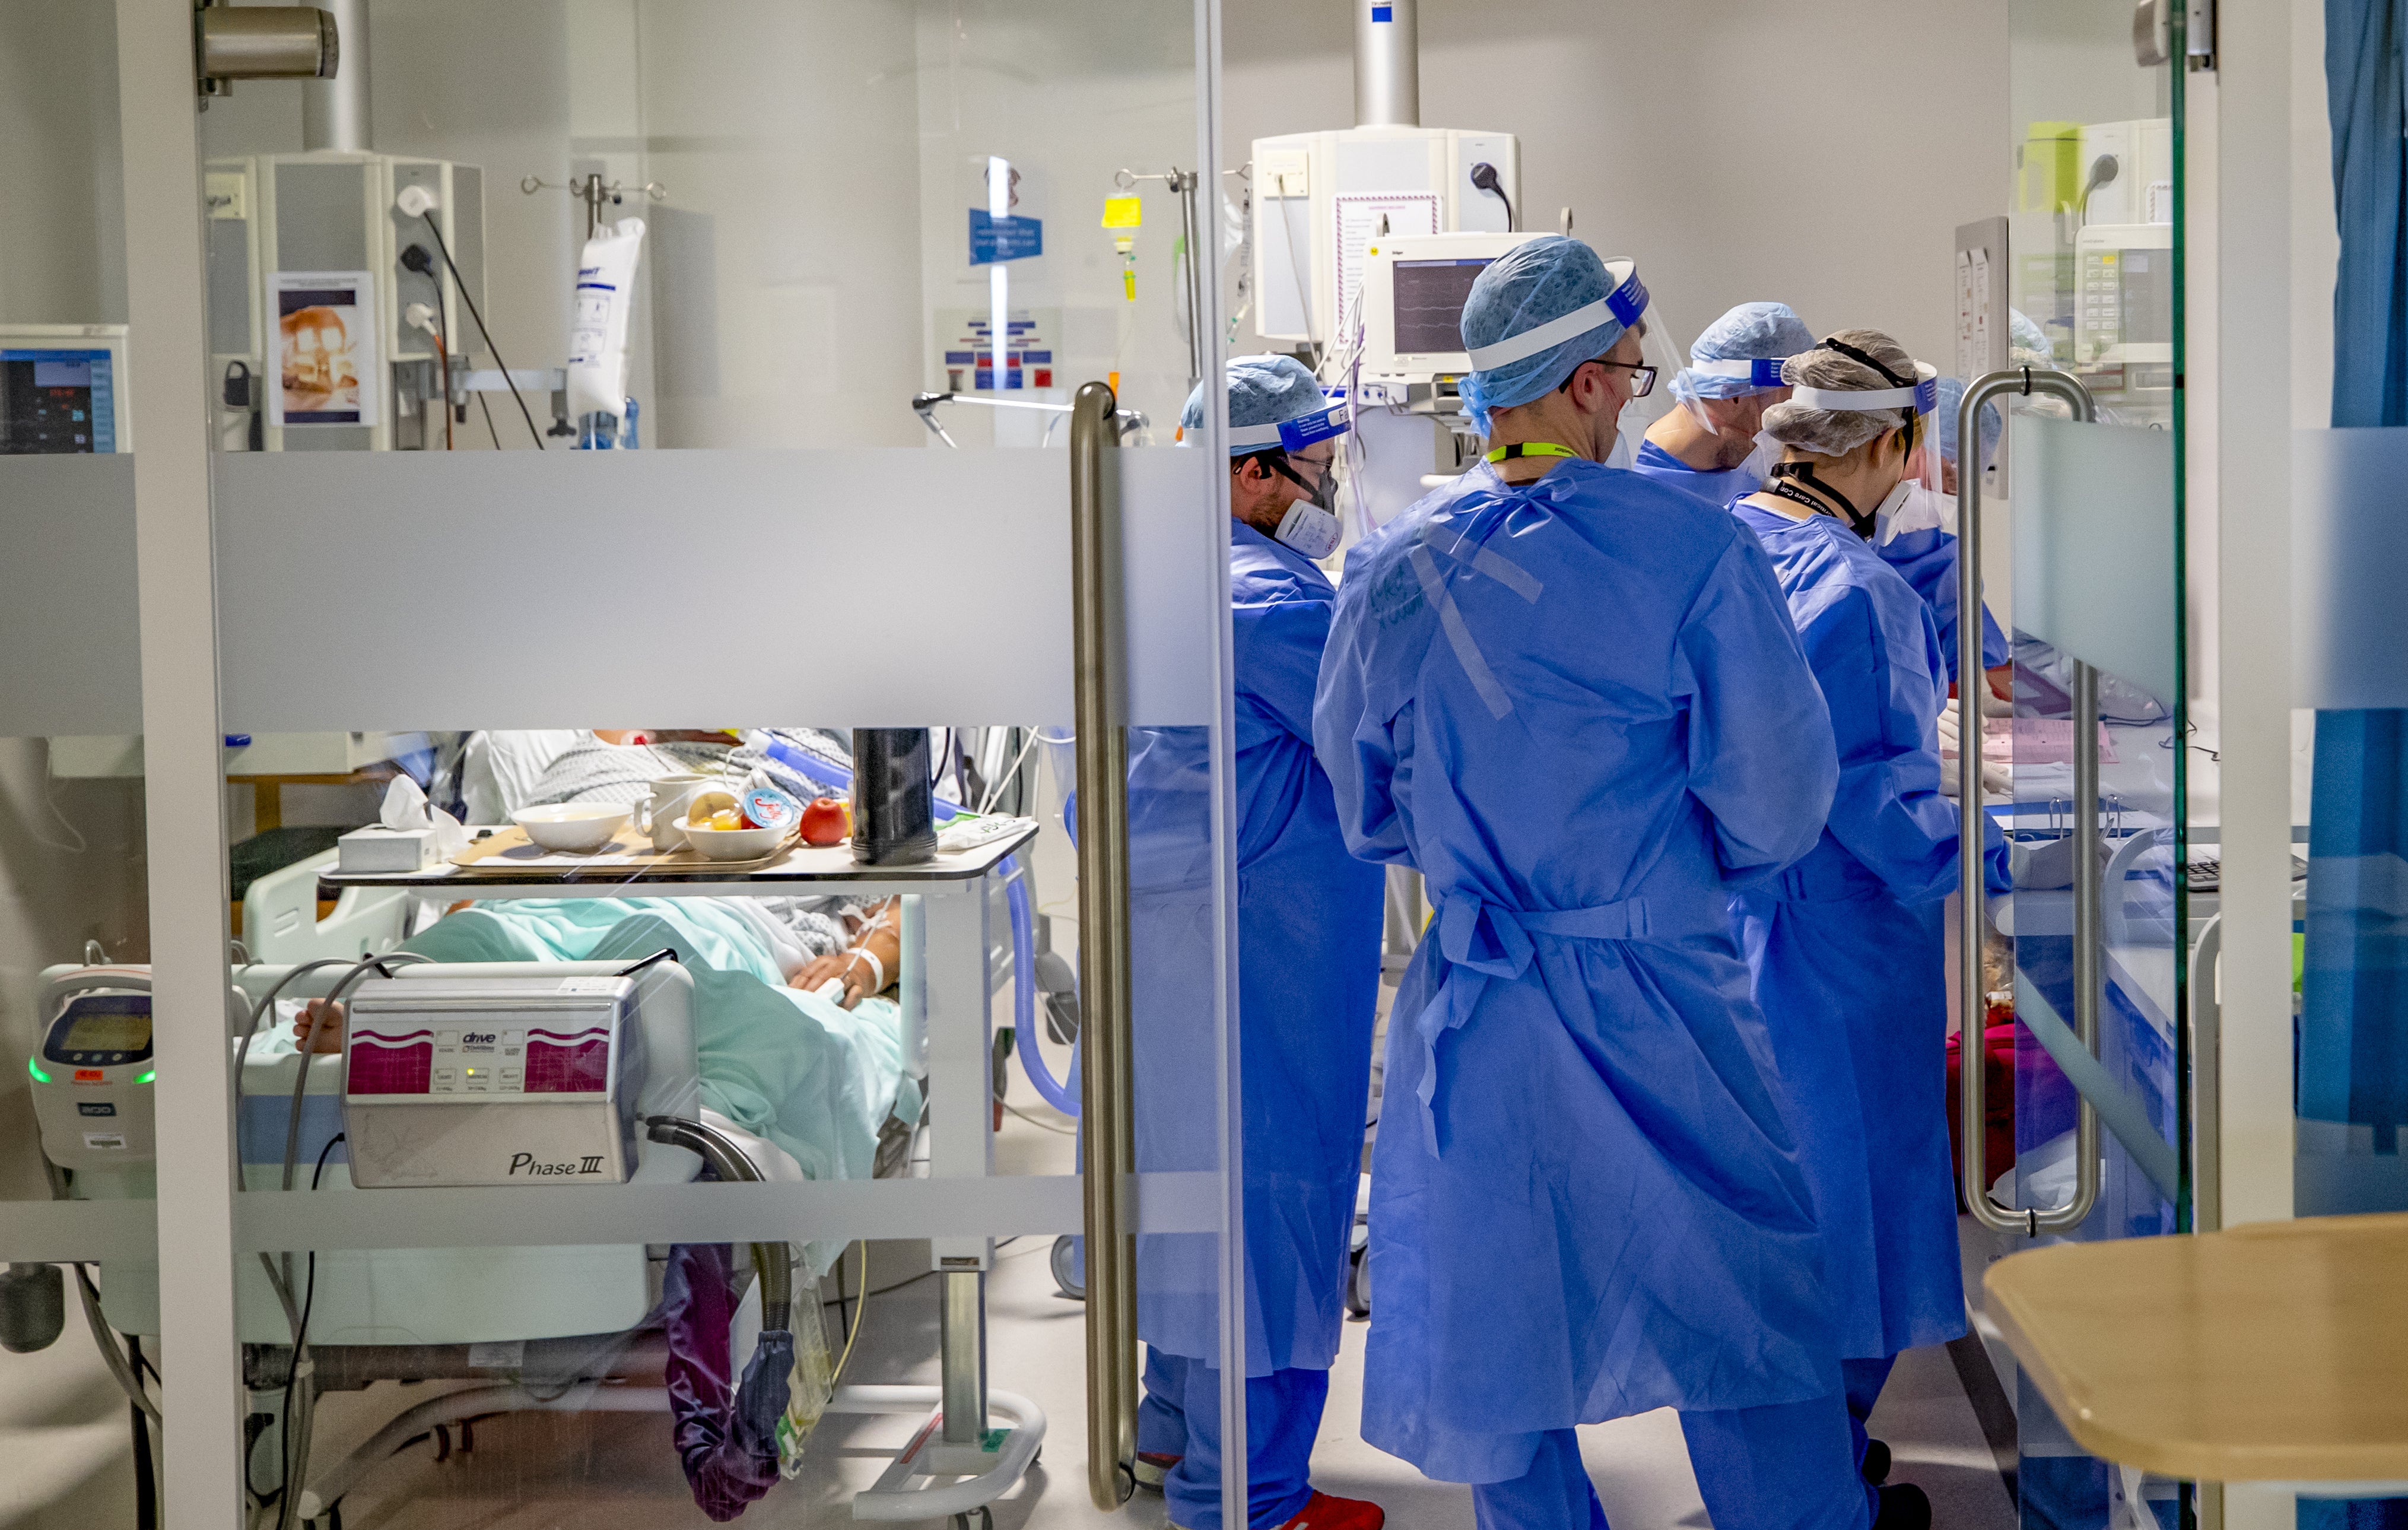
top-left (1, 348), bottom-right (117, 454)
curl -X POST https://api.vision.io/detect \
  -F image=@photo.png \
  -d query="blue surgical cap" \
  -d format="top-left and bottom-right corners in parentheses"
top-left (1181, 354), bottom-right (1349, 455)
top-left (1669, 301), bottom-right (1815, 405)
top-left (1933, 375), bottom-right (2004, 471)
top-left (1458, 236), bottom-right (1647, 436)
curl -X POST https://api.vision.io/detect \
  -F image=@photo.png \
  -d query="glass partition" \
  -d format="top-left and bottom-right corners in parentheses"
top-left (0, 3), bottom-right (160, 1523)
top-left (1974, 4), bottom-right (2193, 1528)
top-left (187, 2), bottom-right (1240, 1526)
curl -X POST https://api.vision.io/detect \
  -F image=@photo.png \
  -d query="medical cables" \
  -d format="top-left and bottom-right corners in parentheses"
top-left (236, 950), bottom-right (431, 1530)
top-left (414, 213), bottom-right (545, 450)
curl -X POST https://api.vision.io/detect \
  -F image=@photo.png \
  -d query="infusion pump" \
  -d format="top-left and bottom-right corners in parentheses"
top-left (2072, 222), bottom-right (2173, 426)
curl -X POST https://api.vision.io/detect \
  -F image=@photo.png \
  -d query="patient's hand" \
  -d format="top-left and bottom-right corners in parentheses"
top-left (291, 998), bottom-right (348, 1053)
top-left (791, 953), bottom-right (875, 1010)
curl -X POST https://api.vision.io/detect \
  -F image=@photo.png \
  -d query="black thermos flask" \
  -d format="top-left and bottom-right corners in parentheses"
top-left (850, 728), bottom-right (938, 865)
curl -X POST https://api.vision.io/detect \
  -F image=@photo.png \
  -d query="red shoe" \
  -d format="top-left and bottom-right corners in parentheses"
top-left (1276, 1492), bottom-right (1386, 1530)
top-left (1133, 1450), bottom-right (1180, 1492)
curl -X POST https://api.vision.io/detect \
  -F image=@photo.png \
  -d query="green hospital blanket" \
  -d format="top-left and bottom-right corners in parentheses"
top-left (401, 899), bottom-right (919, 1186)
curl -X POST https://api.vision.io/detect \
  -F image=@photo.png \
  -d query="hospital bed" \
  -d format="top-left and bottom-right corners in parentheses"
top-left (30, 818), bottom-right (1050, 1528)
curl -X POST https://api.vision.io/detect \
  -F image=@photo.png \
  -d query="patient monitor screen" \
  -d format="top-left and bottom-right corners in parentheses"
top-left (0, 349), bottom-right (116, 454)
top-left (1393, 258), bottom-right (1494, 355)
top-left (62, 1011), bottom-right (151, 1055)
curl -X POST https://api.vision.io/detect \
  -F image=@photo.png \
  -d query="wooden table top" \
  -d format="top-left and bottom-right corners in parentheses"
top-left (1983, 1211), bottom-right (2408, 1483)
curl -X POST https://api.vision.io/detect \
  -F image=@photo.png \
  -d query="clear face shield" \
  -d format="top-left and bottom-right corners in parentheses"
top-left (1597, 259), bottom-right (1692, 452)
top-left (1880, 364), bottom-right (1948, 544)
top-left (1229, 398), bottom-right (1351, 560)
top-left (1679, 356), bottom-right (1788, 436)
top-left (1777, 361), bottom-right (1941, 542)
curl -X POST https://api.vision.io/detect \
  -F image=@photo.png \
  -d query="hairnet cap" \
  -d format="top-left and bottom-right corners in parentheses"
top-left (1457, 236), bottom-right (1647, 435)
top-left (1670, 301), bottom-right (1815, 405)
top-left (1180, 354), bottom-right (1349, 455)
top-left (1762, 329), bottom-right (1932, 458)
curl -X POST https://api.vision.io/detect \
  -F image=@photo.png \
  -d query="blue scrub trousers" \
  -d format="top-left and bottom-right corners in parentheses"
top-left (1470, 1396), bottom-right (1870, 1530)
top-left (1140, 1349), bottom-right (1327, 1530)
top-left (1841, 1355), bottom-right (1898, 1480)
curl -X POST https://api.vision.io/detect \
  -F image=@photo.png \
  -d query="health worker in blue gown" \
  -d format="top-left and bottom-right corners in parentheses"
top-left (1127, 355), bottom-right (1388, 1530)
top-left (1727, 329), bottom-right (2014, 1521)
top-left (1870, 374), bottom-right (2010, 697)
top-left (1632, 301), bottom-right (1815, 506)
top-left (1311, 236), bottom-right (1885, 1530)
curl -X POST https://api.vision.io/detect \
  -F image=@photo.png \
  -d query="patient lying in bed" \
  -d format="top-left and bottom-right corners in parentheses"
top-left (453, 726), bottom-right (897, 1005)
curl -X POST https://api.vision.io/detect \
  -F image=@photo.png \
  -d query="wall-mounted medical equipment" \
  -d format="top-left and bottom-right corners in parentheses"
top-left (28, 981), bottom-right (154, 1173)
top-left (1251, 0), bottom-right (1516, 360)
top-left (1251, 127), bottom-right (1520, 356)
top-left (1351, 230), bottom-right (1542, 410)
top-left (2073, 221), bottom-right (2173, 425)
top-left (204, 153), bottom-right (487, 450)
top-left (195, 3), bottom-right (338, 100)
top-left (342, 972), bottom-right (652, 1186)
top-left (0, 324), bottom-right (129, 454)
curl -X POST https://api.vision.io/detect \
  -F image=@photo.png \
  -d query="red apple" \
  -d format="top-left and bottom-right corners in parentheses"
top-left (799, 796), bottom-right (849, 847)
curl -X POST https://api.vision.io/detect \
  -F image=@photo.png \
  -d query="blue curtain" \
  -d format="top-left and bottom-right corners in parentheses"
top-left (2305, 2), bottom-right (2408, 1523)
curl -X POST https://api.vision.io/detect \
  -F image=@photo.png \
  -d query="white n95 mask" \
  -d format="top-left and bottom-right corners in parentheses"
top-left (1875, 481), bottom-right (1952, 545)
top-left (1274, 500), bottom-right (1344, 560)
top-left (1866, 479), bottom-right (1917, 545)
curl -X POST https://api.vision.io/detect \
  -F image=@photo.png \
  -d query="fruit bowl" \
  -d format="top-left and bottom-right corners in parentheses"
top-left (674, 817), bottom-right (789, 861)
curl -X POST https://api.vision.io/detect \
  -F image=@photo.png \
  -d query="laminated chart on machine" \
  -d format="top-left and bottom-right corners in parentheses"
top-left (1332, 193), bottom-right (1438, 337)
top-left (935, 307), bottom-right (1061, 393)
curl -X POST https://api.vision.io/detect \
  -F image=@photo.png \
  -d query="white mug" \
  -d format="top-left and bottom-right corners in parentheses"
top-left (632, 773), bottom-right (710, 852)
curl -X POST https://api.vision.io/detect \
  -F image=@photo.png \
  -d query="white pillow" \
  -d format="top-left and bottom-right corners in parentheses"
top-left (459, 730), bottom-right (584, 824)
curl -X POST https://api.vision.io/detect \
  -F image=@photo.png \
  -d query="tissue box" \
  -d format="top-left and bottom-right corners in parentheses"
top-left (339, 826), bottom-right (438, 873)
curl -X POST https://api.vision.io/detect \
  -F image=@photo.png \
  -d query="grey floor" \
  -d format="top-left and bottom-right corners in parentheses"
top-left (0, 1044), bottom-right (2023, 1530)
top-left (288, 1096), bottom-right (2021, 1530)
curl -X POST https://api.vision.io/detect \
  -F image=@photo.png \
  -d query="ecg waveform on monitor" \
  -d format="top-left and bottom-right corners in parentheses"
top-left (1391, 259), bottom-right (1491, 355)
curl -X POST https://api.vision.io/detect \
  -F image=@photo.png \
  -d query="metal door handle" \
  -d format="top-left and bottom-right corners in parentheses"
top-left (2188, 914), bottom-right (2222, 1232)
top-left (1957, 368), bottom-right (2104, 1235)
top-left (1069, 381), bottom-right (1138, 1509)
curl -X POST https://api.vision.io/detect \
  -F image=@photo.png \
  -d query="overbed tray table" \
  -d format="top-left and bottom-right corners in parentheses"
top-left (323, 821), bottom-right (1047, 1526)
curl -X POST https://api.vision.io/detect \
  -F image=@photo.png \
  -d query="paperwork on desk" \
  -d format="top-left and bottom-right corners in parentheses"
top-left (1942, 718), bottom-right (2118, 766)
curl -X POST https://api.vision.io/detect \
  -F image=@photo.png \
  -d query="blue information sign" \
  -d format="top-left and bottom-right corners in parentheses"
top-left (970, 209), bottom-right (1044, 265)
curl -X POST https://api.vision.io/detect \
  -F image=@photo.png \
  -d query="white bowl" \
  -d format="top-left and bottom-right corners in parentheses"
top-left (512, 802), bottom-right (632, 853)
top-left (674, 817), bottom-right (789, 861)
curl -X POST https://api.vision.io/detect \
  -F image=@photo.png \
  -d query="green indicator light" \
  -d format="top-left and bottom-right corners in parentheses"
top-left (27, 1058), bottom-right (50, 1084)
top-left (135, 1070), bottom-right (155, 1084)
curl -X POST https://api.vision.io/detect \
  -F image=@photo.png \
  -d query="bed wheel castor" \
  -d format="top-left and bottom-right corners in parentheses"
top-left (1050, 1234), bottom-right (1085, 1300)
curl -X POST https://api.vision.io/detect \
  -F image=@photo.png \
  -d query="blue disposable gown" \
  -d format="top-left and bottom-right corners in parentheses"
top-left (1730, 501), bottom-right (2012, 1361)
top-left (1312, 459), bottom-right (1845, 1484)
top-left (1127, 520), bottom-right (1387, 1377)
top-left (1632, 437), bottom-right (1764, 507)
top-left (1874, 526), bottom-right (2008, 683)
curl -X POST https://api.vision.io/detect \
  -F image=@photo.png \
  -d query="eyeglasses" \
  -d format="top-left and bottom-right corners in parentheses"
top-left (1594, 360), bottom-right (1657, 398)
top-left (1558, 358), bottom-right (1657, 399)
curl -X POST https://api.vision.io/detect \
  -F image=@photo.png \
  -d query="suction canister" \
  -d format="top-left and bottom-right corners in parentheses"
top-left (850, 728), bottom-right (938, 865)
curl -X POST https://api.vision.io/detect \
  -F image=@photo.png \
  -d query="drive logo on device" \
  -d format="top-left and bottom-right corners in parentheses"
top-left (506, 1153), bottom-right (608, 1177)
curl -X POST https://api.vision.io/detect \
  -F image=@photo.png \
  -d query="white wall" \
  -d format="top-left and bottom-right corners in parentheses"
top-left (0, 0), bottom-right (126, 329)
top-left (1224, 0), bottom-right (2008, 371)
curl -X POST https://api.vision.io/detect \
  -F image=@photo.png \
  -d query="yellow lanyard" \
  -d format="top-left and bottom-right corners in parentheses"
top-left (1483, 441), bottom-right (1582, 464)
